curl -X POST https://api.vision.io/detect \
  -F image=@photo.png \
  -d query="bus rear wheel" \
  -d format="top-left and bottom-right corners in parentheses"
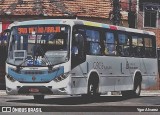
top-left (122, 75), bottom-right (142, 98)
top-left (33, 95), bottom-right (44, 101)
top-left (133, 78), bottom-right (141, 97)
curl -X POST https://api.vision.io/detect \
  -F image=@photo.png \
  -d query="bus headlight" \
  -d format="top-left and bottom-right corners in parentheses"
top-left (53, 73), bottom-right (69, 82)
top-left (6, 75), bottom-right (16, 82)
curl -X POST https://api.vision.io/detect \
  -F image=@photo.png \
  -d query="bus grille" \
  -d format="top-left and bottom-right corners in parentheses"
top-left (22, 71), bottom-right (44, 75)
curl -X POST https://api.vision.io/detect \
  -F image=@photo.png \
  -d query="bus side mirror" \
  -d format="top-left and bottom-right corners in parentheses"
top-left (0, 29), bottom-right (10, 47)
top-left (1, 29), bottom-right (11, 41)
top-left (0, 29), bottom-right (11, 52)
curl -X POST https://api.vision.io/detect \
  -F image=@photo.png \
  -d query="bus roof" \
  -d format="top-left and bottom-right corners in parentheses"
top-left (9, 19), bottom-right (155, 36)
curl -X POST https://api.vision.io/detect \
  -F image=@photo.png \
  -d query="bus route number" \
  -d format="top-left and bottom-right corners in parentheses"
top-left (93, 62), bottom-right (112, 70)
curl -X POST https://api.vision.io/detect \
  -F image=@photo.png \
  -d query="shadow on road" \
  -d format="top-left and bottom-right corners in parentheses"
top-left (7, 95), bottom-right (142, 105)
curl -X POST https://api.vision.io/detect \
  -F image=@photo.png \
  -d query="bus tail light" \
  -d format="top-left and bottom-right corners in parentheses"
top-left (7, 75), bottom-right (16, 82)
top-left (53, 73), bottom-right (69, 82)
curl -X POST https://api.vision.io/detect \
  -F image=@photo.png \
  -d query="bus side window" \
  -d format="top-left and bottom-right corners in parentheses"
top-left (131, 36), bottom-right (137, 57)
top-left (86, 29), bottom-right (101, 55)
top-left (131, 36), bottom-right (144, 57)
top-left (144, 37), bottom-right (154, 58)
top-left (137, 37), bottom-right (144, 57)
top-left (118, 33), bottom-right (130, 56)
top-left (104, 32), bottom-right (116, 55)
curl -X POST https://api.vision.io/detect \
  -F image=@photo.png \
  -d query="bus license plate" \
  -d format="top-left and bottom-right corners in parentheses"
top-left (29, 88), bottom-right (39, 93)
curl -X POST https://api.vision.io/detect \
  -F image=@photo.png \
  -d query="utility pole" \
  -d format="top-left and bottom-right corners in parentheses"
top-left (128, 0), bottom-right (136, 28)
top-left (111, 0), bottom-right (121, 25)
top-left (129, 0), bottom-right (132, 12)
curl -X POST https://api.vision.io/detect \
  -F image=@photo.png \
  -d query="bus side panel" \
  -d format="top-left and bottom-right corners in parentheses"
top-left (140, 58), bottom-right (158, 89)
top-left (70, 60), bottom-right (89, 94)
top-left (71, 77), bottom-right (88, 94)
top-left (70, 56), bottom-right (158, 94)
top-left (114, 57), bottom-right (133, 91)
top-left (88, 56), bottom-right (116, 93)
top-left (98, 56), bottom-right (116, 93)
top-left (115, 57), bottom-right (142, 91)
top-left (97, 56), bottom-right (133, 93)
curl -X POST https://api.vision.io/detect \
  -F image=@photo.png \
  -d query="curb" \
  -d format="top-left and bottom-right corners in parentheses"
top-left (140, 90), bottom-right (160, 96)
top-left (0, 90), bottom-right (6, 96)
top-left (0, 90), bottom-right (160, 96)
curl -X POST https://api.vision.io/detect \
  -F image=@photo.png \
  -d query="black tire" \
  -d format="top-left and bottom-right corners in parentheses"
top-left (87, 78), bottom-right (99, 97)
top-left (132, 78), bottom-right (141, 97)
top-left (121, 90), bottom-right (132, 98)
top-left (122, 75), bottom-right (141, 98)
top-left (34, 95), bottom-right (44, 101)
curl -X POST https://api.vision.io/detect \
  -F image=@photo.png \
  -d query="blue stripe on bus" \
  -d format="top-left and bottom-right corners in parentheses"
top-left (8, 66), bottom-right (64, 83)
top-left (101, 24), bottom-right (109, 29)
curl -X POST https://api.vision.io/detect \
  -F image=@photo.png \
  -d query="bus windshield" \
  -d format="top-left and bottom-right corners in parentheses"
top-left (7, 25), bottom-right (70, 67)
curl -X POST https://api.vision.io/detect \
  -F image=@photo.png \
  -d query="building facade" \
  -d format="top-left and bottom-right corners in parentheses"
top-left (137, 0), bottom-right (160, 48)
top-left (0, 0), bottom-right (130, 33)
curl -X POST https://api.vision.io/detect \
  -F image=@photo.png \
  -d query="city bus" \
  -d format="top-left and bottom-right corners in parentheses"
top-left (5, 19), bottom-right (158, 100)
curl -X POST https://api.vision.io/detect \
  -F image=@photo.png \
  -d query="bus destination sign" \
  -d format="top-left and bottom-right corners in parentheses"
top-left (18, 26), bottom-right (61, 34)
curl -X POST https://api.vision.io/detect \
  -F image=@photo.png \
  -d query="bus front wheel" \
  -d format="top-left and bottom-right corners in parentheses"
top-left (87, 77), bottom-right (99, 97)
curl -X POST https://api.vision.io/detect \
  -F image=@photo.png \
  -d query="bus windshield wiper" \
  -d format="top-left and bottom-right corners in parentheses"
top-left (15, 58), bottom-right (28, 72)
top-left (15, 55), bottom-right (52, 72)
top-left (36, 45), bottom-right (53, 70)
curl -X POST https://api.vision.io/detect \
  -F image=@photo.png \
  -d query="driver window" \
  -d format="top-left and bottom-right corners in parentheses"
top-left (72, 28), bottom-right (85, 55)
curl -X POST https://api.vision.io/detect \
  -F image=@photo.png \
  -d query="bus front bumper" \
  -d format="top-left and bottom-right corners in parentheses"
top-left (5, 75), bottom-right (72, 95)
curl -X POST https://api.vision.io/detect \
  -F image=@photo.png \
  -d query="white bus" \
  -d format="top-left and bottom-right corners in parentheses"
top-left (5, 19), bottom-right (158, 100)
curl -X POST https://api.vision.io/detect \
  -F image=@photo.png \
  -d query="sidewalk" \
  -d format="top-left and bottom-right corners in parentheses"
top-left (0, 90), bottom-right (160, 96)
top-left (141, 90), bottom-right (160, 96)
top-left (0, 90), bottom-right (6, 96)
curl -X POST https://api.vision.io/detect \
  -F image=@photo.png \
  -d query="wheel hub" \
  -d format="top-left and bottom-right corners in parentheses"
top-left (90, 84), bottom-right (94, 95)
top-left (136, 85), bottom-right (140, 94)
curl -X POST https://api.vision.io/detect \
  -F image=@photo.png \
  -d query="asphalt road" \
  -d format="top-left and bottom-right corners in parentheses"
top-left (0, 91), bottom-right (160, 112)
